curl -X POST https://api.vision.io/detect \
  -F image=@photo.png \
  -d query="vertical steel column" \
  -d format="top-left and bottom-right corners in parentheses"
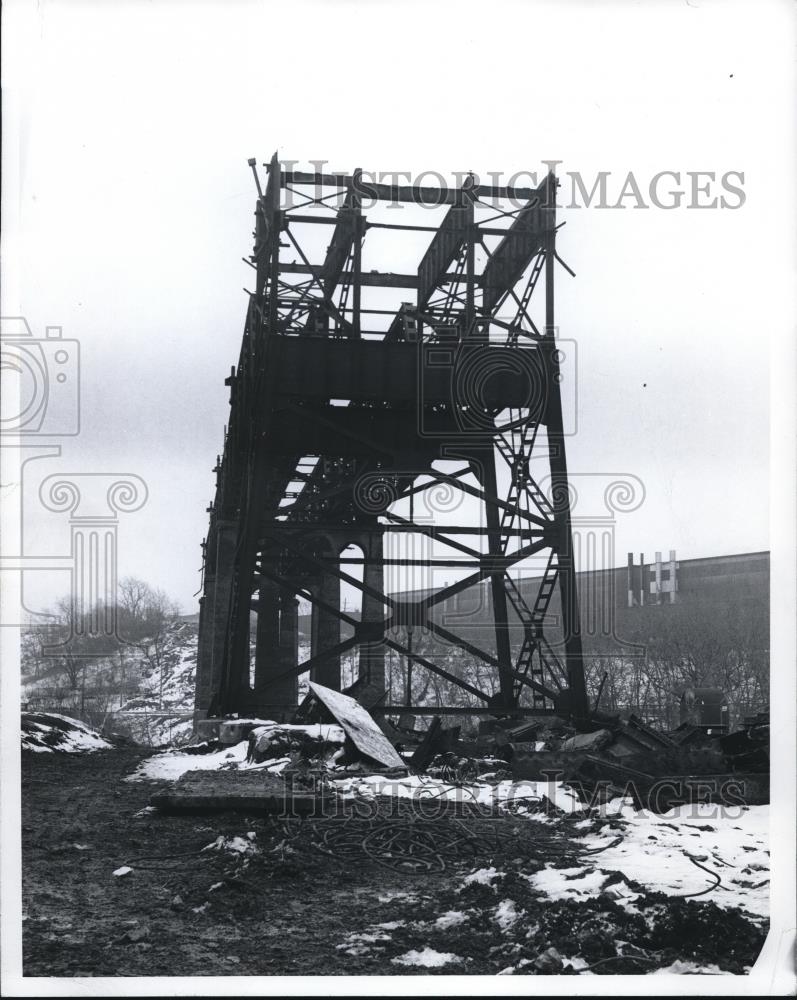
top-left (208, 520), bottom-right (239, 709)
top-left (359, 530), bottom-right (386, 692)
top-left (254, 578), bottom-right (281, 690)
top-left (312, 571), bottom-right (341, 690)
top-left (464, 175), bottom-right (475, 331)
top-left (352, 169), bottom-right (362, 339)
top-left (468, 178), bottom-right (515, 708)
top-left (274, 591), bottom-right (299, 715)
top-left (482, 455), bottom-right (516, 707)
top-left (542, 171), bottom-right (588, 722)
top-left (195, 591), bottom-right (214, 713)
top-left (267, 153), bottom-right (281, 335)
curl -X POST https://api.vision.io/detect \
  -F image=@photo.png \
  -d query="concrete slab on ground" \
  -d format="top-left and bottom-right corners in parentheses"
top-left (149, 769), bottom-right (327, 815)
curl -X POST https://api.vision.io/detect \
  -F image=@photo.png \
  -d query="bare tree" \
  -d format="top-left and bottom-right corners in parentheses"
top-left (117, 577), bottom-right (181, 708)
top-left (581, 594), bottom-right (769, 728)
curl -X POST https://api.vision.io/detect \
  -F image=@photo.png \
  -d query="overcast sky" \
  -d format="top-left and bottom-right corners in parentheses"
top-left (3, 0), bottom-right (795, 614)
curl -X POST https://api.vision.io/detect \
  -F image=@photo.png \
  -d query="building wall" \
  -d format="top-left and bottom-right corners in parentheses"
top-left (391, 550), bottom-right (770, 651)
top-left (299, 550), bottom-right (770, 655)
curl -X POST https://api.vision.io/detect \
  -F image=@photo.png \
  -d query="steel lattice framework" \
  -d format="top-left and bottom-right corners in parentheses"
top-left (195, 155), bottom-right (589, 724)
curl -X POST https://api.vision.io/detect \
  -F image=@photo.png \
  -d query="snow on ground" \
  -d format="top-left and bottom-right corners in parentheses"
top-left (435, 795), bottom-right (769, 920)
top-left (248, 721), bottom-right (345, 742)
top-left (23, 622), bottom-right (201, 749)
top-left (332, 774), bottom-right (582, 814)
top-left (578, 798), bottom-right (769, 917)
top-left (391, 947), bottom-right (463, 968)
top-left (529, 865), bottom-right (615, 902)
top-left (125, 740), bottom-right (250, 781)
top-left (461, 867), bottom-right (503, 888)
top-left (493, 898), bottom-right (523, 931)
top-left (433, 910), bottom-right (468, 929)
top-left (125, 722), bottom-right (345, 781)
top-left (202, 833), bottom-right (258, 856)
top-left (21, 712), bottom-right (113, 753)
top-left (112, 640), bottom-right (198, 747)
top-left (121, 724), bottom-right (769, 925)
top-left (538, 797), bottom-right (769, 918)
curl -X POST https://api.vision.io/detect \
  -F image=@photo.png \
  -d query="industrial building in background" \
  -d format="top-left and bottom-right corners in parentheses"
top-left (195, 156), bottom-right (590, 725)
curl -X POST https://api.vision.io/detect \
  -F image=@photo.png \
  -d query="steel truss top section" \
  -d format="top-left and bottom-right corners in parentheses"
top-left (248, 153), bottom-right (559, 347)
top-left (268, 165), bottom-right (548, 207)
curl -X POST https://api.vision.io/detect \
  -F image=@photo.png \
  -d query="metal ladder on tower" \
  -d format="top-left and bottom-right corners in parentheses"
top-left (506, 551), bottom-right (567, 706)
top-left (438, 242), bottom-right (469, 327)
top-left (495, 433), bottom-right (553, 524)
top-left (506, 250), bottom-right (545, 345)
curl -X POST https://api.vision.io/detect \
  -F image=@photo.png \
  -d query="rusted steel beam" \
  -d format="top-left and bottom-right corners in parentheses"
top-left (263, 337), bottom-right (548, 411)
top-left (322, 208), bottom-right (357, 295)
top-left (264, 555), bottom-right (526, 568)
top-left (261, 520), bottom-right (545, 537)
top-left (279, 263), bottom-right (421, 287)
top-left (253, 562), bottom-right (493, 704)
top-left (417, 200), bottom-right (470, 306)
top-left (481, 181), bottom-right (548, 313)
top-left (274, 168), bottom-right (541, 205)
top-left (541, 171), bottom-right (588, 724)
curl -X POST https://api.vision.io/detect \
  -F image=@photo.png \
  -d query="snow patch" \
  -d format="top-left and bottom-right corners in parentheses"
top-left (562, 955), bottom-right (591, 971)
top-left (461, 866), bottom-right (503, 888)
top-left (331, 773), bottom-right (582, 814)
top-left (21, 712), bottom-right (113, 753)
top-left (433, 910), bottom-right (468, 930)
top-left (391, 947), bottom-right (462, 968)
top-left (575, 802), bottom-right (769, 917)
top-left (530, 865), bottom-right (609, 901)
top-left (124, 740), bottom-right (250, 781)
top-left (126, 720), bottom-right (348, 781)
top-left (202, 835), bottom-right (258, 856)
top-left (493, 898), bottom-right (522, 930)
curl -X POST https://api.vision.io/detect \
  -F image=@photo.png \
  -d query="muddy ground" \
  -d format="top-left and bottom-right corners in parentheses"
top-left (21, 748), bottom-right (767, 978)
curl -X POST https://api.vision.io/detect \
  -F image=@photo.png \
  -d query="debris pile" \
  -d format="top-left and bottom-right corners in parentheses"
top-left (141, 687), bottom-right (769, 818)
top-left (246, 721), bottom-right (345, 769)
top-left (719, 711), bottom-right (769, 773)
top-left (505, 712), bottom-right (769, 810)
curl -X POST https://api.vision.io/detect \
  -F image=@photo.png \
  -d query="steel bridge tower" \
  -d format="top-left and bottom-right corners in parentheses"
top-left (195, 155), bottom-right (589, 724)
